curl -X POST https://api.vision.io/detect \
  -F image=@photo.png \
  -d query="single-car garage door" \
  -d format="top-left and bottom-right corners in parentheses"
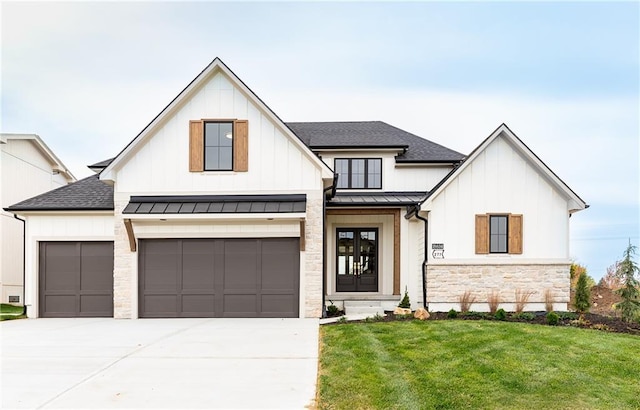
top-left (139, 238), bottom-right (299, 318)
top-left (39, 241), bottom-right (114, 317)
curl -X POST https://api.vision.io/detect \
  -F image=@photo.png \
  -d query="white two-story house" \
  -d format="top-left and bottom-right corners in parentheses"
top-left (7, 58), bottom-right (586, 319)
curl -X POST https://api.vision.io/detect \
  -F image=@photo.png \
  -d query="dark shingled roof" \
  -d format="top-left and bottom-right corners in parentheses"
top-left (286, 121), bottom-right (465, 163)
top-left (88, 157), bottom-right (115, 168)
top-left (5, 175), bottom-right (114, 211)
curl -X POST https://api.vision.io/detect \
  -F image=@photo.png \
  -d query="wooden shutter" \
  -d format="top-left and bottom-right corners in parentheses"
top-left (475, 214), bottom-right (489, 254)
top-left (233, 120), bottom-right (248, 172)
top-left (189, 120), bottom-right (204, 172)
top-left (509, 214), bottom-right (523, 254)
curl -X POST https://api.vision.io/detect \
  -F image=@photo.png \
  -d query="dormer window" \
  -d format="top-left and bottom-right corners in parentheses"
top-left (335, 158), bottom-right (382, 189)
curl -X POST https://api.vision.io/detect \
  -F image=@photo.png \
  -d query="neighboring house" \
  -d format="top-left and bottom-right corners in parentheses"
top-left (6, 58), bottom-right (587, 319)
top-left (1, 133), bottom-right (75, 305)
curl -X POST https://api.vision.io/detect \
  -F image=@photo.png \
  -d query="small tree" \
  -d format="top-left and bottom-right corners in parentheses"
top-left (570, 263), bottom-right (595, 289)
top-left (598, 262), bottom-right (624, 289)
top-left (574, 272), bottom-right (591, 315)
top-left (615, 242), bottom-right (640, 322)
top-left (398, 287), bottom-right (411, 309)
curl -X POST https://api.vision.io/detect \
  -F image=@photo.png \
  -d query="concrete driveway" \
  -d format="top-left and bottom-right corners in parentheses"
top-left (1, 318), bottom-right (319, 409)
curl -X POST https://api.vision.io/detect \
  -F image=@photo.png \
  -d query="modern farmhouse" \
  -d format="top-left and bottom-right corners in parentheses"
top-left (6, 58), bottom-right (587, 319)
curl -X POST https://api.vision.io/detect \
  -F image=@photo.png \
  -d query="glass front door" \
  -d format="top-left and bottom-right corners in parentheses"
top-left (336, 228), bottom-right (378, 292)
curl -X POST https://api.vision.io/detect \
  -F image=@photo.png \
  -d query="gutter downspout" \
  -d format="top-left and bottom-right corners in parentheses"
top-left (321, 174), bottom-right (338, 318)
top-left (13, 214), bottom-right (27, 316)
top-left (413, 207), bottom-right (429, 311)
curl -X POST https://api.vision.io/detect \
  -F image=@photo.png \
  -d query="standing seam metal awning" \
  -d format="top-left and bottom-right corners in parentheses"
top-left (326, 192), bottom-right (426, 207)
top-left (123, 194), bottom-right (307, 214)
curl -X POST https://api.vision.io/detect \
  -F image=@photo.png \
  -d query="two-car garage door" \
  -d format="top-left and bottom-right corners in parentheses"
top-left (138, 238), bottom-right (300, 318)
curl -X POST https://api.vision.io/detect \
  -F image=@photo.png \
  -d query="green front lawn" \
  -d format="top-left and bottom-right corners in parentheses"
top-left (318, 321), bottom-right (640, 409)
top-left (0, 303), bottom-right (25, 321)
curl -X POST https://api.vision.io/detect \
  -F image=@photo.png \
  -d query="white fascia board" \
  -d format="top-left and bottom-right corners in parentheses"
top-left (101, 58), bottom-right (334, 182)
top-left (124, 212), bottom-right (306, 221)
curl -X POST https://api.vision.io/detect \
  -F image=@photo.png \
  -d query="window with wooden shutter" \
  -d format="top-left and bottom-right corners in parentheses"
top-left (475, 214), bottom-right (489, 254)
top-left (476, 213), bottom-right (524, 255)
top-left (188, 119), bottom-right (249, 172)
top-left (508, 214), bottom-right (523, 254)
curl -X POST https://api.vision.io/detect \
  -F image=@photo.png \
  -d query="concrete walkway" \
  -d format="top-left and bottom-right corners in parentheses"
top-left (1, 318), bottom-right (319, 409)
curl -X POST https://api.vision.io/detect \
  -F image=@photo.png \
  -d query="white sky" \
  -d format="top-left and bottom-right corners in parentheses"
top-left (2, 1), bottom-right (639, 280)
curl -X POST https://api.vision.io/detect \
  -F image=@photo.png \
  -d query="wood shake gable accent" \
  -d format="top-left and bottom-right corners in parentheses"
top-left (475, 213), bottom-right (523, 255)
top-left (189, 119), bottom-right (249, 172)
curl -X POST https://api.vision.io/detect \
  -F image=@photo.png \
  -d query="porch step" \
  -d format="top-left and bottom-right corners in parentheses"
top-left (343, 300), bottom-right (386, 317)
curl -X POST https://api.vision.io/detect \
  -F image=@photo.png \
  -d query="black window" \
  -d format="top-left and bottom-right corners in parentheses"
top-left (335, 158), bottom-right (382, 189)
top-left (204, 122), bottom-right (233, 171)
top-left (490, 215), bottom-right (508, 253)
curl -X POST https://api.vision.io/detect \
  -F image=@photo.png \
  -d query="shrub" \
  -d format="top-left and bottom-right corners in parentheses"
top-left (515, 289), bottom-right (534, 313)
top-left (398, 287), bottom-right (411, 309)
top-left (544, 289), bottom-right (555, 313)
top-left (326, 303), bottom-right (339, 316)
top-left (557, 312), bottom-right (578, 321)
top-left (458, 290), bottom-right (476, 313)
top-left (487, 290), bottom-right (501, 314)
top-left (337, 316), bottom-right (348, 324)
top-left (546, 311), bottom-right (559, 325)
top-left (447, 309), bottom-right (458, 319)
top-left (574, 272), bottom-right (591, 315)
top-left (494, 308), bottom-right (507, 320)
top-left (512, 312), bottom-right (535, 321)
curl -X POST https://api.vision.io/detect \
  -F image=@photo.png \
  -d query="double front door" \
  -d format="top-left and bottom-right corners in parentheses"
top-left (336, 228), bottom-right (378, 292)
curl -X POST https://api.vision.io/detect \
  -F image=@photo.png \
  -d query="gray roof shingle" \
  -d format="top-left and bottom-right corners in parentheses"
top-left (5, 175), bottom-right (114, 211)
top-left (286, 121), bottom-right (465, 163)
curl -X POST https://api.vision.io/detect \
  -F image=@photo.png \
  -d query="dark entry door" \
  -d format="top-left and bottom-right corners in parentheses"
top-left (336, 228), bottom-right (378, 292)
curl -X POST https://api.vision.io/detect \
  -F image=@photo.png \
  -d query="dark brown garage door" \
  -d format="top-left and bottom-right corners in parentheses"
top-left (139, 238), bottom-right (299, 318)
top-left (39, 242), bottom-right (114, 317)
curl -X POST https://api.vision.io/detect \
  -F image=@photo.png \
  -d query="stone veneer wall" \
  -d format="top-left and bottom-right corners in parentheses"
top-left (113, 199), bottom-right (134, 319)
top-left (426, 264), bottom-right (570, 312)
top-left (304, 198), bottom-right (323, 318)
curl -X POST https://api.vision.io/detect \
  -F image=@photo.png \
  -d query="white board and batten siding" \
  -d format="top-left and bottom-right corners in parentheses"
top-left (22, 213), bottom-right (115, 317)
top-left (425, 134), bottom-right (572, 262)
top-left (113, 71), bottom-right (324, 200)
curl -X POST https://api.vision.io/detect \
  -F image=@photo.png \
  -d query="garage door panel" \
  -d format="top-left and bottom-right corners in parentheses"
top-left (39, 242), bottom-right (113, 317)
top-left (79, 294), bottom-right (113, 316)
top-left (182, 243), bottom-right (215, 290)
top-left (182, 295), bottom-right (216, 315)
top-left (223, 294), bottom-right (257, 317)
top-left (142, 295), bottom-right (178, 317)
top-left (261, 295), bottom-right (296, 317)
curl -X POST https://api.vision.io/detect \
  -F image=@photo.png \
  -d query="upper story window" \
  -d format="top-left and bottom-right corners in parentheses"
top-left (335, 158), bottom-right (382, 189)
top-left (205, 122), bottom-right (233, 171)
top-left (189, 119), bottom-right (248, 173)
top-left (489, 215), bottom-right (508, 253)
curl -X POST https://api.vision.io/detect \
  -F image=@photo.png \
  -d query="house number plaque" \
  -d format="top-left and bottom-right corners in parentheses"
top-left (432, 243), bottom-right (445, 259)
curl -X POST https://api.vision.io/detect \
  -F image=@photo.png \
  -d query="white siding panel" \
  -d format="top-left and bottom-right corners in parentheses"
top-left (114, 71), bottom-right (322, 195)
top-left (427, 135), bottom-right (571, 261)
